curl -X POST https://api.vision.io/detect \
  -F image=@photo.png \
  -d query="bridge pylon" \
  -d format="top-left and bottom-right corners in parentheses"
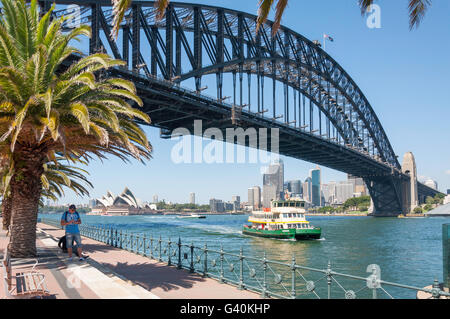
top-left (401, 152), bottom-right (419, 214)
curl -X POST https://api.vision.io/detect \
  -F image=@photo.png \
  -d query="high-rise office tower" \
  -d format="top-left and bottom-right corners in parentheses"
top-left (288, 180), bottom-right (302, 197)
top-left (252, 186), bottom-right (261, 209)
top-left (262, 159), bottom-right (285, 207)
top-left (232, 195), bottom-right (241, 211)
top-left (152, 195), bottom-right (158, 203)
top-left (248, 188), bottom-right (254, 209)
top-left (310, 166), bottom-right (321, 207)
top-left (335, 181), bottom-right (354, 204)
top-left (303, 177), bottom-right (312, 203)
top-left (348, 174), bottom-right (367, 196)
top-left (190, 193), bottom-right (195, 205)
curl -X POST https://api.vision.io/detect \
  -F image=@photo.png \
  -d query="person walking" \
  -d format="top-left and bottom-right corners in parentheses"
top-left (60, 204), bottom-right (85, 262)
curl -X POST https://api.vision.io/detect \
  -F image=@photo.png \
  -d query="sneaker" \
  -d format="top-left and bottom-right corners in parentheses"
top-left (68, 256), bottom-right (73, 262)
top-left (79, 257), bottom-right (85, 261)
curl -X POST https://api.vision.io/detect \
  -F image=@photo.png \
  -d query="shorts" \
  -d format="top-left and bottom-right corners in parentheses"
top-left (66, 233), bottom-right (82, 249)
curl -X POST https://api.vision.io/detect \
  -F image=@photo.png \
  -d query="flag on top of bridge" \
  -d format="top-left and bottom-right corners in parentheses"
top-left (324, 34), bottom-right (334, 42)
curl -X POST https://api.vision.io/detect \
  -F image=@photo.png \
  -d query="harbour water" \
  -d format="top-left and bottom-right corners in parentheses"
top-left (41, 214), bottom-right (448, 298)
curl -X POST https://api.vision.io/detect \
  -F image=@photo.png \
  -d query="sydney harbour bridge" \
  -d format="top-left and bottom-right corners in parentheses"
top-left (41, 0), bottom-right (440, 216)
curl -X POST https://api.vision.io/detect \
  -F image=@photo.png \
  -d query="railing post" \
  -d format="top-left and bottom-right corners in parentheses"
top-left (119, 230), bottom-right (123, 249)
top-left (262, 252), bottom-right (267, 298)
top-left (159, 235), bottom-right (162, 262)
top-left (150, 235), bottom-right (154, 259)
top-left (239, 247), bottom-right (244, 290)
top-left (114, 229), bottom-right (118, 247)
top-left (190, 242), bottom-right (194, 273)
top-left (203, 243), bottom-right (208, 277)
top-left (130, 233), bottom-right (134, 252)
top-left (327, 261), bottom-right (332, 299)
top-left (291, 254), bottom-right (296, 299)
top-left (177, 237), bottom-right (182, 269)
top-left (220, 245), bottom-right (224, 283)
top-left (432, 279), bottom-right (441, 299)
top-left (168, 238), bottom-right (172, 266)
top-left (143, 234), bottom-right (147, 256)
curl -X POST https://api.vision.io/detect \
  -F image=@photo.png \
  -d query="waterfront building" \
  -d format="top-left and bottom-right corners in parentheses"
top-left (348, 174), bottom-right (367, 195)
top-left (262, 160), bottom-right (285, 207)
top-left (92, 188), bottom-right (158, 215)
top-left (447, 189), bottom-right (450, 195)
top-left (232, 196), bottom-right (241, 210)
top-left (424, 179), bottom-right (438, 190)
top-left (190, 192), bottom-right (195, 205)
top-left (263, 185), bottom-right (278, 208)
top-left (444, 195), bottom-right (450, 205)
top-left (321, 184), bottom-right (330, 206)
top-left (248, 188), bottom-right (254, 210)
top-left (287, 180), bottom-right (302, 197)
top-left (252, 186), bottom-right (261, 209)
top-left (303, 177), bottom-right (312, 203)
top-left (310, 167), bottom-right (321, 207)
top-left (210, 198), bottom-right (225, 213)
top-left (335, 182), bottom-right (354, 204)
top-left (88, 199), bottom-right (96, 208)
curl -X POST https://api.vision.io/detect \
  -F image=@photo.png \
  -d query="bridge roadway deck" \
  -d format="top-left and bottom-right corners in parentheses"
top-left (0, 219), bottom-right (260, 299)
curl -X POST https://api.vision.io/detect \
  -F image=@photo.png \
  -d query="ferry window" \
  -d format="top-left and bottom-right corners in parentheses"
top-left (301, 202), bottom-right (305, 208)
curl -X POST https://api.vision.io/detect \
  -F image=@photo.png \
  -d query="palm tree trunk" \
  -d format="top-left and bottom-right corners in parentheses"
top-left (8, 147), bottom-right (45, 258)
top-left (2, 194), bottom-right (12, 231)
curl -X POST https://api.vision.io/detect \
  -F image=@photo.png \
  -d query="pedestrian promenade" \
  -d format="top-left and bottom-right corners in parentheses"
top-left (0, 219), bottom-right (260, 299)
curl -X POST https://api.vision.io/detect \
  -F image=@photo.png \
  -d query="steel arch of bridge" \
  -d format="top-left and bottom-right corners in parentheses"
top-left (43, 0), bottom-right (441, 215)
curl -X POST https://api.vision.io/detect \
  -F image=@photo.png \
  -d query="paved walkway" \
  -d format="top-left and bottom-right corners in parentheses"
top-left (1, 219), bottom-right (260, 299)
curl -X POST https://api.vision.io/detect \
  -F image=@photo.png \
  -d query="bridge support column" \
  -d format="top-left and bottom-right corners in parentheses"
top-left (401, 152), bottom-right (418, 214)
top-left (365, 175), bottom-right (405, 217)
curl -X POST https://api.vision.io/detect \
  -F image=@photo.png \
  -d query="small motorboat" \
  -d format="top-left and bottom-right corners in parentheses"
top-left (177, 213), bottom-right (206, 219)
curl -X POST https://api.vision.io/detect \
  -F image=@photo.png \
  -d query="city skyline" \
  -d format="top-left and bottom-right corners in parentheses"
top-left (49, 0), bottom-right (450, 206)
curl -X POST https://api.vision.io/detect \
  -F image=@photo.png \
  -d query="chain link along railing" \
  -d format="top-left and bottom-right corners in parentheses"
top-left (40, 218), bottom-right (450, 299)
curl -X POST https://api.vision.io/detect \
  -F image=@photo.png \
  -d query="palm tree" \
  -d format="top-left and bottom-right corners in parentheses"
top-left (1, 157), bottom-right (93, 231)
top-left (0, 0), bottom-right (152, 257)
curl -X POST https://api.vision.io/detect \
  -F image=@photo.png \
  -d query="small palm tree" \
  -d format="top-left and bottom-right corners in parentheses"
top-left (0, 0), bottom-right (152, 257)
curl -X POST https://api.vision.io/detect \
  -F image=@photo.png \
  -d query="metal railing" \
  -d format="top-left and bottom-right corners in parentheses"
top-left (40, 218), bottom-right (450, 299)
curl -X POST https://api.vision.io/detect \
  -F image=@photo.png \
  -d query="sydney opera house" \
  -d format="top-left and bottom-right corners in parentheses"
top-left (90, 187), bottom-right (159, 216)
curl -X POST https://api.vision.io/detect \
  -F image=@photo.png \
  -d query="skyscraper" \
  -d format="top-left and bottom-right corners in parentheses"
top-left (253, 186), bottom-right (261, 209)
top-left (232, 195), bottom-right (240, 211)
top-left (288, 180), bottom-right (302, 197)
top-left (210, 199), bottom-right (224, 213)
top-left (190, 193), bottom-right (195, 205)
top-left (310, 166), bottom-right (321, 207)
top-left (348, 174), bottom-right (367, 196)
top-left (303, 177), bottom-right (312, 203)
top-left (262, 159), bottom-right (284, 207)
top-left (335, 181), bottom-right (354, 204)
top-left (248, 188), bottom-right (254, 209)
top-left (152, 195), bottom-right (158, 203)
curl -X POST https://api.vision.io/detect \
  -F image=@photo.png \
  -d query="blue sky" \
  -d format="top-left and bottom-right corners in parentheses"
top-left (54, 0), bottom-right (450, 205)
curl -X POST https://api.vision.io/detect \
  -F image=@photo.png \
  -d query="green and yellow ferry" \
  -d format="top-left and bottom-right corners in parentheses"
top-left (243, 198), bottom-right (321, 240)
